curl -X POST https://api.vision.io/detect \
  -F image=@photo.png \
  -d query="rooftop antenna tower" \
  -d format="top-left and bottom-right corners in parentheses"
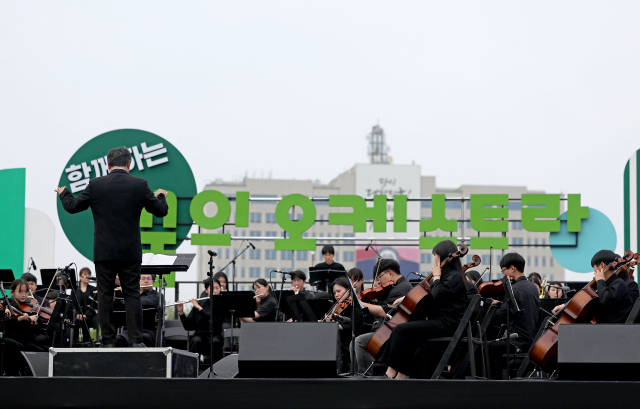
top-left (367, 124), bottom-right (390, 164)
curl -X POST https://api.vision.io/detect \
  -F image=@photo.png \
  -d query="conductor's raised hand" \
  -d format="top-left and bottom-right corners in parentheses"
top-left (155, 189), bottom-right (167, 197)
top-left (54, 187), bottom-right (67, 195)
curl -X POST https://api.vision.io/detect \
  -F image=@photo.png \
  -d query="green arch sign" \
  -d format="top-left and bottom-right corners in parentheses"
top-left (57, 129), bottom-right (197, 262)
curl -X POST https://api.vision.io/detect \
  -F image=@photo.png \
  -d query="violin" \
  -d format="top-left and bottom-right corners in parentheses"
top-left (615, 253), bottom-right (640, 279)
top-left (478, 280), bottom-right (504, 298)
top-left (366, 244), bottom-right (469, 361)
top-left (463, 255), bottom-right (481, 274)
top-left (530, 250), bottom-right (633, 372)
top-left (18, 298), bottom-right (53, 326)
top-left (359, 281), bottom-right (394, 302)
top-left (322, 298), bottom-right (352, 322)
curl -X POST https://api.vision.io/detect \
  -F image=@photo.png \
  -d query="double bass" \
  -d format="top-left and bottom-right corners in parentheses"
top-left (365, 244), bottom-right (469, 360)
top-left (529, 250), bottom-right (633, 372)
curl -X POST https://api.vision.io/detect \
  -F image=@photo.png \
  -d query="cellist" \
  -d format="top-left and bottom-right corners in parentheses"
top-left (351, 259), bottom-right (413, 375)
top-left (377, 240), bottom-right (467, 379)
top-left (551, 250), bottom-right (633, 323)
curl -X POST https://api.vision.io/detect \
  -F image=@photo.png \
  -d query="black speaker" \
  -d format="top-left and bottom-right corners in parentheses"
top-left (199, 353), bottom-right (239, 378)
top-left (20, 351), bottom-right (49, 376)
top-left (558, 324), bottom-right (640, 381)
top-left (238, 322), bottom-right (340, 378)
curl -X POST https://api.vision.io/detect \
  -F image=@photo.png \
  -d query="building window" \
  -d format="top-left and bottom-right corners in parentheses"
top-left (250, 249), bottom-right (261, 259)
top-left (250, 213), bottom-right (262, 223)
top-left (266, 213), bottom-right (276, 223)
top-left (542, 239), bottom-right (546, 245)
top-left (550, 257), bottom-right (554, 267)
top-left (281, 251), bottom-right (292, 260)
top-left (334, 253), bottom-right (338, 261)
top-left (250, 231), bottom-right (261, 237)
top-left (343, 252), bottom-right (355, 262)
top-left (482, 255), bottom-right (490, 265)
top-left (527, 257), bottom-right (531, 266)
top-left (421, 254), bottom-right (432, 264)
top-left (534, 239), bottom-right (538, 245)
top-left (249, 268), bottom-right (260, 277)
top-left (512, 221), bottom-right (523, 230)
top-left (240, 267), bottom-right (245, 278)
top-left (265, 268), bottom-right (275, 277)
top-left (535, 257), bottom-right (539, 266)
top-left (265, 250), bottom-right (277, 260)
top-left (542, 257), bottom-right (546, 266)
top-left (225, 249), bottom-right (230, 259)
top-left (265, 231), bottom-right (277, 237)
top-left (296, 251), bottom-right (308, 261)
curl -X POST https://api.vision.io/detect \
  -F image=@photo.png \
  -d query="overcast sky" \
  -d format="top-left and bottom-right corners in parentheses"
top-left (2, 1), bottom-right (639, 280)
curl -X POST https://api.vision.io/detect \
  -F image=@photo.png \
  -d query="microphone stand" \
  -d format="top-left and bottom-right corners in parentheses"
top-left (274, 272), bottom-right (288, 322)
top-left (207, 251), bottom-right (216, 377)
top-left (220, 242), bottom-right (252, 291)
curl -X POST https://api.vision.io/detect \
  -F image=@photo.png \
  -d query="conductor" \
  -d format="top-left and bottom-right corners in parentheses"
top-left (55, 147), bottom-right (169, 347)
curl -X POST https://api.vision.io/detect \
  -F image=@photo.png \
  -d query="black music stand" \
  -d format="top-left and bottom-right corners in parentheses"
top-left (211, 292), bottom-right (256, 354)
top-left (40, 268), bottom-right (76, 289)
top-left (501, 275), bottom-right (521, 380)
top-left (285, 294), bottom-right (318, 322)
top-left (274, 290), bottom-right (295, 321)
top-left (0, 269), bottom-right (15, 376)
top-left (309, 267), bottom-right (347, 292)
top-left (141, 253), bottom-right (195, 347)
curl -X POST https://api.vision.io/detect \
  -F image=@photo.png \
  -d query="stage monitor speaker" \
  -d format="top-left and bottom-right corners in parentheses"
top-left (49, 347), bottom-right (199, 378)
top-left (20, 351), bottom-right (49, 376)
top-left (238, 322), bottom-right (340, 378)
top-left (558, 324), bottom-right (640, 381)
top-left (199, 353), bottom-right (239, 378)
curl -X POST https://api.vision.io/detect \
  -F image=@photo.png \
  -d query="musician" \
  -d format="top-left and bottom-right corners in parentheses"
top-left (617, 263), bottom-right (639, 303)
top-left (3, 279), bottom-right (46, 351)
top-left (347, 268), bottom-right (364, 296)
top-left (488, 252), bottom-right (540, 379)
top-left (177, 278), bottom-right (224, 363)
top-left (528, 275), bottom-right (543, 296)
top-left (240, 278), bottom-right (277, 322)
top-left (75, 267), bottom-right (98, 330)
top-left (352, 259), bottom-right (412, 375)
top-left (552, 250), bottom-right (633, 323)
top-left (313, 245), bottom-right (346, 291)
top-left (57, 146), bottom-right (169, 348)
top-left (288, 270), bottom-right (314, 300)
top-left (21, 273), bottom-right (49, 308)
top-left (116, 273), bottom-right (160, 347)
top-left (328, 277), bottom-right (364, 370)
top-left (214, 271), bottom-right (229, 291)
top-left (465, 269), bottom-right (483, 287)
top-left (545, 282), bottom-right (566, 299)
top-left (378, 240), bottom-right (467, 379)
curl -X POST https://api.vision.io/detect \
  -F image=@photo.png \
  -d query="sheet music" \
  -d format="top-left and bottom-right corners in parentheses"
top-left (142, 253), bottom-right (177, 266)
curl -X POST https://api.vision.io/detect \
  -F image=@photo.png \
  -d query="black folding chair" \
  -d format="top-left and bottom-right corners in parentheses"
top-left (625, 298), bottom-right (640, 324)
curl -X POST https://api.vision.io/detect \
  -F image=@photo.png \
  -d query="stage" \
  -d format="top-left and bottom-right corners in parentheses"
top-left (2, 376), bottom-right (639, 408)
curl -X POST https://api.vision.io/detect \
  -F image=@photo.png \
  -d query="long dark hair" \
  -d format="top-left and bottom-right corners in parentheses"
top-left (213, 271), bottom-right (229, 290)
top-left (465, 269), bottom-right (483, 286)
top-left (253, 278), bottom-right (275, 298)
top-left (330, 277), bottom-right (352, 302)
top-left (432, 240), bottom-right (466, 290)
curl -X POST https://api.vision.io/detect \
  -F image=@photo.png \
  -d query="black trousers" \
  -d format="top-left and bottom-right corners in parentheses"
top-left (487, 340), bottom-right (528, 380)
top-left (95, 260), bottom-right (143, 345)
top-left (379, 320), bottom-right (449, 376)
top-left (190, 333), bottom-right (224, 364)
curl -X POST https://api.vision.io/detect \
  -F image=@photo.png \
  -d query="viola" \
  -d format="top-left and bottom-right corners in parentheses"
top-left (529, 250), bottom-right (634, 372)
top-left (366, 244), bottom-right (469, 361)
top-left (359, 281), bottom-right (394, 302)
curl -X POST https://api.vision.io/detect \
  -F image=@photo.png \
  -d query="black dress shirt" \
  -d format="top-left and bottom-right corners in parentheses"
top-left (179, 299), bottom-right (223, 337)
top-left (256, 294), bottom-right (277, 322)
top-left (622, 277), bottom-right (640, 303)
top-left (494, 276), bottom-right (540, 349)
top-left (313, 262), bottom-right (346, 291)
top-left (429, 270), bottom-right (468, 334)
top-left (371, 276), bottom-right (414, 331)
top-left (595, 274), bottom-right (633, 323)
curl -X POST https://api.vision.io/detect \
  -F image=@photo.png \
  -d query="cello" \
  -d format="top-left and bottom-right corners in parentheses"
top-left (365, 244), bottom-right (469, 360)
top-left (529, 250), bottom-right (633, 372)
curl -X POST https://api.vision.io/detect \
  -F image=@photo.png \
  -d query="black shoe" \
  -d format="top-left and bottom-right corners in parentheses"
top-left (100, 343), bottom-right (115, 348)
top-left (131, 343), bottom-right (147, 348)
top-left (366, 374), bottom-right (395, 379)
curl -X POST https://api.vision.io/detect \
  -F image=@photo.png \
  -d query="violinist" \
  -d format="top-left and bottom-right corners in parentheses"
top-left (465, 269), bottom-right (483, 287)
top-left (327, 277), bottom-right (364, 370)
top-left (552, 250), bottom-right (633, 323)
top-left (488, 253), bottom-right (540, 379)
top-left (288, 270), bottom-right (314, 300)
top-left (3, 279), bottom-right (46, 351)
top-left (352, 259), bottom-right (412, 375)
top-left (176, 278), bottom-right (224, 363)
top-left (378, 240), bottom-right (467, 379)
top-left (240, 278), bottom-right (277, 323)
top-left (527, 273), bottom-right (543, 297)
top-left (21, 273), bottom-right (49, 307)
top-left (347, 268), bottom-right (364, 296)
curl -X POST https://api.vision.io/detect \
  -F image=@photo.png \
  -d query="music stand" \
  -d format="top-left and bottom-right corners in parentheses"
top-left (210, 292), bottom-right (257, 354)
top-left (274, 290), bottom-right (295, 321)
top-left (141, 253), bottom-right (195, 347)
top-left (286, 294), bottom-right (318, 322)
top-left (309, 267), bottom-right (347, 292)
top-left (40, 268), bottom-right (76, 289)
top-left (501, 275), bottom-right (521, 379)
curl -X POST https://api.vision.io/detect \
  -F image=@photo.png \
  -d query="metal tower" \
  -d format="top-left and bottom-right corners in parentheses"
top-left (367, 124), bottom-right (389, 164)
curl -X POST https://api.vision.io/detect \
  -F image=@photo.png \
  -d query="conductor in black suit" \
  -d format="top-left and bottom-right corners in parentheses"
top-left (56, 147), bottom-right (169, 347)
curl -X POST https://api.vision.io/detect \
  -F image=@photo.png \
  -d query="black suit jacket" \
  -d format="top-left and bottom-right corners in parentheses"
top-left (59, 169), bottom-right (169, 262)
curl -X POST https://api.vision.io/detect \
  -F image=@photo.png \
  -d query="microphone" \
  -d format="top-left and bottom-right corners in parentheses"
top-left (492, 333), bottom-right (518, 342)
top-left (31, 258), bottom-right (37, 271)
top-left (365, 243), bottom-right (371, 251)
top-left (274, 270), bottom-right (296, 277)
top-left (410, 272), bottom-right (429, 279)
top-left (208, 250), bottom-right (218, 257)
top-left (248, 241), bottom-right (255, 250)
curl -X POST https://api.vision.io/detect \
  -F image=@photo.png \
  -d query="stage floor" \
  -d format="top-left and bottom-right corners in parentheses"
top-left (2, 377), bottom-right (640, 408)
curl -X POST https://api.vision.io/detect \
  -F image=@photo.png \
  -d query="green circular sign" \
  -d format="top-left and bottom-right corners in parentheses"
top-left (57, 129), bottom-right (197, 261)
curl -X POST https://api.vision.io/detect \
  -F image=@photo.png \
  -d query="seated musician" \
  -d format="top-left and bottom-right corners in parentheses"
top-left (465, 269), bottom-right (483, 287)
top-left (617, 260), bottom-right (639, 303)
top-left (75, 267), bottom-right (98, 330)
top-left (545, 282), bottom-right (566, 300)
top-left (313, 245), bottom-right (346, 292)
top-left (288, 270), bottom-right (314, 300)
top-left (240, 278), bottom-right (277, 322)
top-left (377, 240), bottom-right (468, 379)
top-left (3, 279), bottom-right (46, 351)
top-left (116, 273), bottom-right (160, 347)
top-left (176, 278), bottom-right (224, 363)
top-left (347, 267), bottom-right (364, 296)
top-left (328, 277), bottom-right (364, 370)
top-left (527, 274), bottom-right (543, 297)
top-left (552, 250), bottom-right (633, 323)
top-left (488, 252), bottom-right (540, 379)
top-left (352, 259), bottom-right (412, 375)
top-left (214, 271), bottom-right (229, 291)
top-left (21, 273), bottom-right (50, 308)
